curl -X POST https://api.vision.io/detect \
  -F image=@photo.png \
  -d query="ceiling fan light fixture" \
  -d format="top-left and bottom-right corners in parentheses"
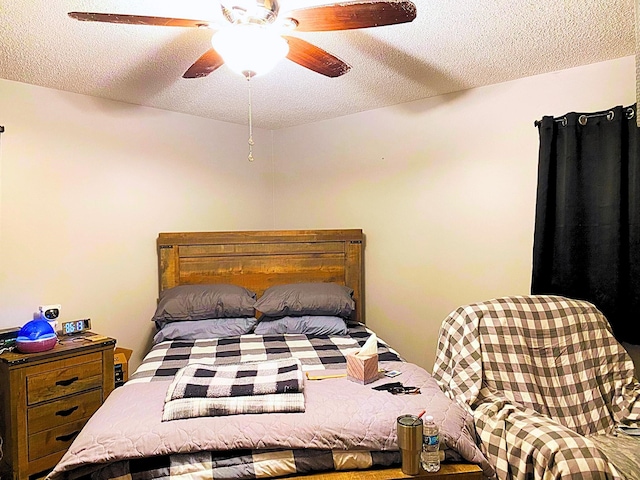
top-left (211, 24), bottom-right (289, 77)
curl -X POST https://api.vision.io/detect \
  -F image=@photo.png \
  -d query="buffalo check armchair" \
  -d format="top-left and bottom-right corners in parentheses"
top-left (432, 295), bottom-right (640, 480)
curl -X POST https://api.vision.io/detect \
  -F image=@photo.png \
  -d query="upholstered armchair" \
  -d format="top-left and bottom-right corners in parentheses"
top-left (433, 295), bottom-right (640, 480)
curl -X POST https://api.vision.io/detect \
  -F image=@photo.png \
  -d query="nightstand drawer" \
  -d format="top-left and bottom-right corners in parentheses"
top-left (27, 389), bottom-right (103, 434)
top-left (28, 418), bottom-right (88, 461)
top-left (27, 354), bottom-right (103, 405)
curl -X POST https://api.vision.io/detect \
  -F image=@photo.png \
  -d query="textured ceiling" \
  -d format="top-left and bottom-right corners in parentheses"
top-left (0, 0), bottom-right (634, 129)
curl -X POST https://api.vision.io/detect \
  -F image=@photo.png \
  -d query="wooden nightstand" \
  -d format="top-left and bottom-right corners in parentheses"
top-left (0, 333), bottom-right (115, 480)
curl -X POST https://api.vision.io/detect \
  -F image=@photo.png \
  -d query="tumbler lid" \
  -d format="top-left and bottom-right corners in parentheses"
top-left (397, 414), bottom-right (422, 426)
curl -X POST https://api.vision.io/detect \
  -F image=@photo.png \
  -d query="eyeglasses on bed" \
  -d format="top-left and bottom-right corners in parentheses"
top-left (389, 386), bottom-right (421, 395)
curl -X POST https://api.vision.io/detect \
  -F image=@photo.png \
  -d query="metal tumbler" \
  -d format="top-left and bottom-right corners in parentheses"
top-left (396, 414), bottom-right (423, 475)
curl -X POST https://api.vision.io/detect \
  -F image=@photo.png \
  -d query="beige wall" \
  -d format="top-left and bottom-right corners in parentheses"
top-left (0, 79), bottom-right (274, 369)
top-left (272, 55), bottom-right (639, 372)
top-left (1, 55), bottom-right (639, 374)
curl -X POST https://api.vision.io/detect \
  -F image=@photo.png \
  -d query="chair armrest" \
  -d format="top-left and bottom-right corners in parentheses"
top-left (473, 399), bottom-right (617, 479)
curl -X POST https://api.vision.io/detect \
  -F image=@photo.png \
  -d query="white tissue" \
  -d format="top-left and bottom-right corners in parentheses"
top-left (357, 333), bottom-right (377, 357)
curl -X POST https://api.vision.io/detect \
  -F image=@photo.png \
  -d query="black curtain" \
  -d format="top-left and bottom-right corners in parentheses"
top-left (532, 105), bottom-right (640, 344)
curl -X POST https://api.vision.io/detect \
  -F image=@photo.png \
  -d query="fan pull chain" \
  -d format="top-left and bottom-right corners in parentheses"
top-left (246, 73), bottom-right (254, 162)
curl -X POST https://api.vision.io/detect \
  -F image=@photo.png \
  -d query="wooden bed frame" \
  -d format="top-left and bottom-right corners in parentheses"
top-left (157, 229), bottom-right (366, 323)
top-left (156, 229), bottom-right (482, 480)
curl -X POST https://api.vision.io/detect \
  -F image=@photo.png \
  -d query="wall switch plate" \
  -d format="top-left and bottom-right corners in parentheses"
top-left (60, 318), bottom-right (91, 336)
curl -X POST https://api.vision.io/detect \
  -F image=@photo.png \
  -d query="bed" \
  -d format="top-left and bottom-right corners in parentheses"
top-left (47, 229), bottom-right (492, 480)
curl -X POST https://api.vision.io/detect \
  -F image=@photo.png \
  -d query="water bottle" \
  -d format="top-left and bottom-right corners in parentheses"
top-left (421, 414), bottom-right (440, 472)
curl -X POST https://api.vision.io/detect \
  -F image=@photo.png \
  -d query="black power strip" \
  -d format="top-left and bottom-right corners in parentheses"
top-left (0, 327), bottom-right (20, 352)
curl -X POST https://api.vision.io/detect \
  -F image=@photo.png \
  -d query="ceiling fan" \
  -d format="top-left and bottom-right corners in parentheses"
top-left (68, 0), bottom-right (417, 79)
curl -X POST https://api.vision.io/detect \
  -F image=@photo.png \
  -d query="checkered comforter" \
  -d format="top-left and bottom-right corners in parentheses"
top-left (71, 449), bottom-right (402, 480)
top-left (48, 322), bottom-right (495, 480)
top-left (162, 358), bottom-right (306, 419)
top-left (433, 295), bottom-right (640, 480)
top-left (54, 324), bottom-right (484, 480)
top-left (129, 323), bottom-right (403, 383)
top-left (167, 358), bottom-right (304, 398)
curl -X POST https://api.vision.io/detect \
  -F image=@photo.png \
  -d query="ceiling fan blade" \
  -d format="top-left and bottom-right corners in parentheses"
top-left (68, 12), bottom-right (212, 28)
top-left (287, 0), bottom-right (416, 32)
top-left (183, 48), bottom-right (225, 78)
top-left (284, 36), bottom-right (350, 78)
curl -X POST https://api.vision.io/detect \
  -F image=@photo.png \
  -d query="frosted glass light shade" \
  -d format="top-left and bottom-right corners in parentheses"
top-left (212, 24), bottom-right (289, 76)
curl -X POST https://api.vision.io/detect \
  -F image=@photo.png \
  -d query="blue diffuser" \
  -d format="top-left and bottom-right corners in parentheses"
top-left (16, 319), bottom-right (58, 353)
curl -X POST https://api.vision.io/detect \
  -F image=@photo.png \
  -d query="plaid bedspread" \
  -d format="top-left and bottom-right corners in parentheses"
top-left (167, 358), bottom-right (304, 399)
top-left (433, 295), bottom-right (640, 480)
top-left (49, 321), bottom-right (494, 480)
top-left (129, 323), bottom-right (403, 384)
top-left (162, 358), bottom-right (306, 419)
top-left (72, 449), bottom-right (401, 480)
top-left (54, 323), bottom-right (414, 480)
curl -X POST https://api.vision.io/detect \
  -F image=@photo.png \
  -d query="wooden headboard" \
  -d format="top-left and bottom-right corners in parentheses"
top-left (157, 229), bottom-right (365, 324)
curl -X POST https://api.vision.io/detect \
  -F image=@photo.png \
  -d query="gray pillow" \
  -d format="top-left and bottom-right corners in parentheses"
top-left (153, 318), bottom-right (258, 344)
top-left (253, 282), bottom-right (355, 318)
top-left (152, 284), bottom-right (256, 326)
top-left (254, 316), bottom-right (348, 336)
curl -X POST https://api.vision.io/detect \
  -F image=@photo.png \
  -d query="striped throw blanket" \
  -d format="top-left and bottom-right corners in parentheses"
top-left (163, 358), bottom-right (305, 420)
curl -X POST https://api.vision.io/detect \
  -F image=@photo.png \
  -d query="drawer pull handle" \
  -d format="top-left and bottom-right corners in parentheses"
top-left (56, 376), bottom-right (79, 387)
top-left (56, 405), bottom-right (79, 417)
top-left (56, 431), bottom-right (80, 443)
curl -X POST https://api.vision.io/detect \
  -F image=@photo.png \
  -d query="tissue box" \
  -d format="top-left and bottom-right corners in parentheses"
top-left (346, 353), bottom-right (379, 384)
